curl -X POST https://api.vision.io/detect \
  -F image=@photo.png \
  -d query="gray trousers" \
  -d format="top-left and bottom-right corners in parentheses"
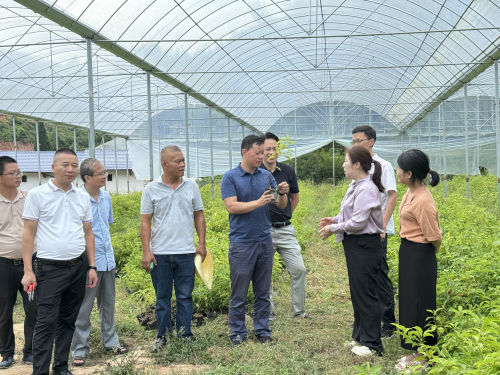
top-left (269, 225), bottom-right (307, 317)
top-left (71, 269), bottom-right (120, 357)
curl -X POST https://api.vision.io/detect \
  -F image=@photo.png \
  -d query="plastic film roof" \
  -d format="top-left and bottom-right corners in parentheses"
top-left (1, 0), bottom-right (500, 137)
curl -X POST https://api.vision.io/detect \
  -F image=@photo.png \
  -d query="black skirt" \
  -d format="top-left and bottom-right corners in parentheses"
top-left (398, 238), bottom-right (437, 350)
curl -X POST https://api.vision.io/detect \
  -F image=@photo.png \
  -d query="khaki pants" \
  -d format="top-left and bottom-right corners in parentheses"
top-left (269, 225), bottom-right (306, 318)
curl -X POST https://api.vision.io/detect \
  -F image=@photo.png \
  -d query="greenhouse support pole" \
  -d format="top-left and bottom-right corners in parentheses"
top-left (209, 107), bottom-right (214, 198)
top-left (102, 134), bottom-right (106, 191)
top-left (36, 121), bottom-right (41, 186)
top-left (294, 109), bottom-right (298, 171)
top-left (74, 128), bottom-right (78, 187)
top-left (12, 117), bottom-right (17, 161)
top-left (442, 103), bottom-right (447, 197)
top-left (228, 117), bottom-right (233, 169)
top-left (418, 121), bottom-right (421, 149)
top-left (55, 125), bottom-right (58, 150)
top-left (195, 128), bottom-right (200, 184)
top-left (125, 138), bottom-right (130, 194)
top-left (242, 125), bottom-right (245, 139)
top-left (184, 92), bottom-right (190, 178)
top-left (114, 137), bottom-right (118, 194)
top-left (476, 95), bottom-right (480, 172)
top-left (464, 83), bottom-right (469, 199)
top-left (86, 39), bottom-right (95, 158)
top-left (147, 72), bottom-right (154, 181)
top-left (401, 132), bottom-right (404, 153)
top-left (495, 60), bottom-right (500, 206)
top-left (428, 118), bottom-right (431, 162)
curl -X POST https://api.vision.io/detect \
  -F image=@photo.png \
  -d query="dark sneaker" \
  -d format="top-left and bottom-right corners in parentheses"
top-left (230, 338), bottom-right (246, 347)
top-left (255, 335), bottom-right (275, 345)
top-left (151, 337), bottom-right (167, 352)
top-left (0, 356), bottom-right (14, 369)
top-left (381, 327), bottom-right (396, 339)
top-left (22, 354), bottom-right (33, 364)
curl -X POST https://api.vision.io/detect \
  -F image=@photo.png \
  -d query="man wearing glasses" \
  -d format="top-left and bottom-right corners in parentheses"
top-left (0, 156), bottom-right (36, 369)
top-left (71, 159), bottom-right (127, 367)
top-left (351, 126), bottom-right (398, 339)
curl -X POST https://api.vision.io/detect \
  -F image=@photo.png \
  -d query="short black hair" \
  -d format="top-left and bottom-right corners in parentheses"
top-left (54, 147), bottom-right (77, 162)
top-left (352, 125), bottom-right (377, 142)
top-left (264, 132), bottom-right (279, 142)
top-left (241, 135), bottom-right (264, 155)
top-left (80, 158), bottom-right (101, 182)
top-left (0, 156), bottom-right (17, 175)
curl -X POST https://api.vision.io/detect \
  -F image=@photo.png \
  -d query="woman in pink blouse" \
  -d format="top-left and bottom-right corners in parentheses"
top-left (320, 146), bottom-right (385, 356)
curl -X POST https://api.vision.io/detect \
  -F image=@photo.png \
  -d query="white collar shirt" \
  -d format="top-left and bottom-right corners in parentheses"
top-left (22, 179), bottom-right (93, 260)
top-left (369, 154), bottom-right (397, 235)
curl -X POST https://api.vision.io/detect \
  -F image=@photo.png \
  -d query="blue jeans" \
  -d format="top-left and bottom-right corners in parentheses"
top-left (228, 236), bottom-right (274, 341)
top-left (150, 253), bottom-right (195, 339)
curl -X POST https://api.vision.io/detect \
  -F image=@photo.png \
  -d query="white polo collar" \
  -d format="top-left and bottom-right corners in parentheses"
top-left (48, 179), bottom-right (77, 193)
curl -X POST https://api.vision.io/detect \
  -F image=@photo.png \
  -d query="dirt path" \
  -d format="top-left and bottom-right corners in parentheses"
top-left (4, 324), bottom-right (204, 375)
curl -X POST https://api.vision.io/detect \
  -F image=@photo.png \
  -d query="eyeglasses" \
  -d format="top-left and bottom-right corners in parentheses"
top-left (0, 170), bottom-right (23, 177)
top-left (350, 138), bottom-right (370, 145)
top-left (90, 170), bottom-right (108, 177)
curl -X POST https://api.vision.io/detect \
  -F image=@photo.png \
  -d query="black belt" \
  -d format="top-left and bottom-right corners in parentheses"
top-left (0, 253), bottom-right (37, 265)
top-left (271, 220), bottom-right (291, 228)
top-left (36, 253), bottom-right (84, 266)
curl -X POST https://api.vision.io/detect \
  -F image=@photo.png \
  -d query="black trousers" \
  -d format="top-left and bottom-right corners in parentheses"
top-left (0, 259), bottom-right (37, 358)
top-left (375, 237), bottom-right (396, 329)
top-left (343, 233), bottom-right (384, 353)
top-left (399, 238), bottom-right (437, 351)
top-left (33, 256), bottom-right (86, 375)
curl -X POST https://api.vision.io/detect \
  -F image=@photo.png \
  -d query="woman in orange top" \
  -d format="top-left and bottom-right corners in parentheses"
top-left (395, 149), bottom-right (442, 372)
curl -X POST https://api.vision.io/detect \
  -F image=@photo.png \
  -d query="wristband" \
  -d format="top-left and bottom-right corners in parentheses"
top-left (278, 192), bottom-right (285, 196)
top-left (88, 266), bottom-right (97, 271)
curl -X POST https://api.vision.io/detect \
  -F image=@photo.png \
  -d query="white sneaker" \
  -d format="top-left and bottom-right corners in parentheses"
top-left (351, 345), bottom-right (373, 356)
top-left (343, 340), bottom-right (358, 348)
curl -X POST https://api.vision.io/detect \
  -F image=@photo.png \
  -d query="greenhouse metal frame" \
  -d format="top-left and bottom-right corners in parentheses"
top-left (0, 0), bottom-right (499, 204)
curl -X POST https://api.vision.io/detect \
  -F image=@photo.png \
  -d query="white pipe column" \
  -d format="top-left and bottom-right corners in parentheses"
top-left (125, 138), bottom-right (130, 194)
top-left (196, 127), bottom-right (200, 184)
top-left (418, 121), bottom-right (421, 149)
top-left (442, 103), bottom-right (448, 197)
top-left (74, 128), bottom-right (78, 187)
top-left (55, 125), bottom-right (58, 150)
top-left (12, 117), bottom-right (17, 161)
top-left (209, 107), bottom-right (214, 198)
top-left (401, 132), bottom-right (404, 153)
top-left (294, 109), bottom-right (298, 171)
top-left (36, 121), bottom-right (41, 186)
top-left (428, 118), bottom-right (431, 162)
top-left (147, 72), bottom-right (154, 181)
top-left (495, 60), bottom-right (500, 206)
top-left (184, 93), bottom-right (190, 178)
top-left (228, 118), bottom-right (233, 169)
top-left (241, 125), bottom-right (245, 139)
top-left (114, 137), bottom-right (118, 193)
top-left (102, 134), bottom-right (106, 191)
top-left (476, 95), bottom-right (480, 172)
top-left (464, 83), bottom-right (469, 199)
top-left (86, 39), bottom-right (95, 158)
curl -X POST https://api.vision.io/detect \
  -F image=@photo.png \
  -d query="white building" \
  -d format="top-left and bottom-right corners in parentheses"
top-left (0, 150), bottom-right (146, 193)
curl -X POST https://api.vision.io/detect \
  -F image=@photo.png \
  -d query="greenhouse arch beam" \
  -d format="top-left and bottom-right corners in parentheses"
top-left (13, 0), bottom-right (263, 135)
top-left (401, 48), bottom-right (500, 132)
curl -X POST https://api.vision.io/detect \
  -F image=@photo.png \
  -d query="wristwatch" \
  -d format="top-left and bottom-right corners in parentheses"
top-left (88, 266), bottom-right (97, 271)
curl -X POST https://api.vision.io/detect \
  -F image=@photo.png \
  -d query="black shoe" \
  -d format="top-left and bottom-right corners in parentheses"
top-left (255, 335), bottom-right (275, 345)
top-left (230, 338), bottom-right (246, 347)
top-left (381, 326), bottom-right (395, 339)
top-left (22, 354), bottom-right (33, 364)
top-left (0, 356), bottom-right (14, 369)
top-left (52, 370), bottom-right (75, 375)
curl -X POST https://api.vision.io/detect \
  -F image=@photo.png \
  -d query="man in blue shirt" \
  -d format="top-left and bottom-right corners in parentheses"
top-left (71, 159), bottom-right (127, 366)
top-left (221, 135), bottom-right (289, 345)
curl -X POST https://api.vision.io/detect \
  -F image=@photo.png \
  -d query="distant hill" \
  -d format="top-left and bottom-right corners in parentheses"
top-left (0, 114), bottom-right (111, 152)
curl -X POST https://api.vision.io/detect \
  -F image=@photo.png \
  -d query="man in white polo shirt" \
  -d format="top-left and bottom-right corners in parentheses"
top-left (140, 145), bottom-right (206, 352)
top-left (21, 148), bottom-right (97, 375)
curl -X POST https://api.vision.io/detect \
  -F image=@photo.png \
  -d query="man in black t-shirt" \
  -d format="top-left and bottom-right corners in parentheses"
top-left (261, 133), bottom-right (307, 319)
